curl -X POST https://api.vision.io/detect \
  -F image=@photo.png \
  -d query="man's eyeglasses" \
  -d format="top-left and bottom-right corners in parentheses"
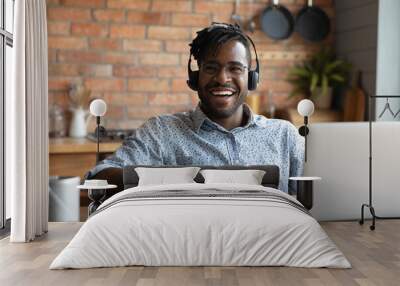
top-left (201, 62), bottom-right (248, 77)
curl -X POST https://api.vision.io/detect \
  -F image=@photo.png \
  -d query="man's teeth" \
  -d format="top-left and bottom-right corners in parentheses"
top-left (210, 90), bottom-right (234, 96)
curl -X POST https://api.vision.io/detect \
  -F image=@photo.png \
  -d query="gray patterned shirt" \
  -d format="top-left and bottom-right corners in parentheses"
top-left (88, 104), bottom-right (304, 193)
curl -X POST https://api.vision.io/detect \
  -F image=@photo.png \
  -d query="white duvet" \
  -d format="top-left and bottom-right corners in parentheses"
top-left (50, 183), bottom-right (351, 269)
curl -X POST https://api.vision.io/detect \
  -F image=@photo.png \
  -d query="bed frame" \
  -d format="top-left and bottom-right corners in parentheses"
top-left (123, 165), bottom-right (280, 189)
top-left (86, 165), bottom-right (281, 215)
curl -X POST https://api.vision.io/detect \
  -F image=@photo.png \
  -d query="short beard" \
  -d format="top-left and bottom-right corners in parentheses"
top-left (198, 89), bottom-right (246, 119)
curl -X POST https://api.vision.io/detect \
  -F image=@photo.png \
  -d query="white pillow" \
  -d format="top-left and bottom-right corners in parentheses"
top-left (135, 167), bottom-right (201, 186)
top-left (200, 169), bottom-right (266, 185)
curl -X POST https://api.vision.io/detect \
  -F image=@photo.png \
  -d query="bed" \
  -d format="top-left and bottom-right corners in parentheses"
top-left (50, 165), bottom-right (350, 269)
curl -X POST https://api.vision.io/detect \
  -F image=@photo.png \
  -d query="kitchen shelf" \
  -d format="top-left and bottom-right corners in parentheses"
top-left (288, 108), bottom-right (343, 127)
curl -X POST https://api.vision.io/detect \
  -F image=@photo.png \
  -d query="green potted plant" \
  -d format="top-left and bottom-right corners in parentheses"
top-left (288, 47), bottom-right (351, 109)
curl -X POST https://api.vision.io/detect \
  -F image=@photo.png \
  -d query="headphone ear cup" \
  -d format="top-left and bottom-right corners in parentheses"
top-left (187, 70), bottom-right (199, 91)
top-left (248, 71), bottom-right (259, 91)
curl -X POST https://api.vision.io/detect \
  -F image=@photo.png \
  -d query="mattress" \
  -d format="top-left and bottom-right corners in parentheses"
top-left (50, 183), bottom-right (351, 269)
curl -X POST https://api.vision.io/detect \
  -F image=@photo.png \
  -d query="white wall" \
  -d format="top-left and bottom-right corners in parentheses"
top-left (305, 122), bottom-right (400, 221)
top-left (375, 0), bottom-right (400, 120)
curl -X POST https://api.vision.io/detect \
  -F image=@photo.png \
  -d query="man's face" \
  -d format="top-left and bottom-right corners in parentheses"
top-left (197, 40), bottom-right (249, 119)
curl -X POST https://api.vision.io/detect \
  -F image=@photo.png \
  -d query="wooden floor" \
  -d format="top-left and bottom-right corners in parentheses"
top-left (1, 220), bottom-right (400, 286)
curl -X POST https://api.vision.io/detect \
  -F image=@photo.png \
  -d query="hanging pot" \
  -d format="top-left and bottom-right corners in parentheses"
top-left (295, 0), bottom-right (330, 42)
top-left (260, 0), bottom-right (294, 40)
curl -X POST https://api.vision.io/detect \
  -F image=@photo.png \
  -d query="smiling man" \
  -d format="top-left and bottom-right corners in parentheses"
top-left (87, 23), bottom-right (304, 194)
top-left (195, 36), bottom-right (249, 130)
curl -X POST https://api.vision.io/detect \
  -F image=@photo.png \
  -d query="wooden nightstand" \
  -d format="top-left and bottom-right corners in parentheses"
top-left (49, 137), bottom-right (121, 179)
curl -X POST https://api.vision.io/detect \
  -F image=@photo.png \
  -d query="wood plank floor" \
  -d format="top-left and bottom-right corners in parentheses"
top-left (1, 220), bottom-right (400, 286)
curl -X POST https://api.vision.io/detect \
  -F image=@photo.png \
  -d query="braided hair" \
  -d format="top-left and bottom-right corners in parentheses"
top-left (189, 22), bottom-right (251, 67)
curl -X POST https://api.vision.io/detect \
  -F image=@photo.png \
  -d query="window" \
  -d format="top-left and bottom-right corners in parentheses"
top-left (1, 0), bottom-right (14, 232)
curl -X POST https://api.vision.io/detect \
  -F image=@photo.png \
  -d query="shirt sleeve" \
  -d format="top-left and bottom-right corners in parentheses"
top-left (287, 123), bottom-right (305, 194)
top-left (85, 117), bottom-right (164, 179)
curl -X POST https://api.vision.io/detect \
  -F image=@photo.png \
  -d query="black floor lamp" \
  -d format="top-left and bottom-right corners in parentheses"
top-left (85, 99), bottom-right (109, 215)
top-left (289, 99), bottom-right (320, 211)
top-left (297, 99), bottom-right (315, 162)
top-left (89, 99), bottom-right (107, 163)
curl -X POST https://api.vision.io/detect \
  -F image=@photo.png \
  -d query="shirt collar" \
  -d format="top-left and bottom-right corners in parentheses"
top-left (191, 103), bottom-right (257, 133)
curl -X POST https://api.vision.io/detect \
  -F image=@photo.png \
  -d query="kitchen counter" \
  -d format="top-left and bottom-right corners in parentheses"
top-left (50, 137), bottom-right (122, 208)
top-left (261, 108), bottom-right (343, 127)
top-left (288, 108), bottom-right (342, 127)
top-left (50, 137), bottom-right (121, 154)
top-left (49, 137), bottom-right (121, 179)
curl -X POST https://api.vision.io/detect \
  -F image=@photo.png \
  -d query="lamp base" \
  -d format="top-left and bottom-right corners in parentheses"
top-left (94, 125), bottom-right (107, 139)
top-left (88, 188), bottom-right (106, 216)
top-left (298, 125), bottom-right (309, 136)
top-left (296, 180), bottom-right (313, 210)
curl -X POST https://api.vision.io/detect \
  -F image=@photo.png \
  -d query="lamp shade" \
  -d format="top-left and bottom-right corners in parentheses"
top-left (297, 99), bottom-right (315, 117)
top-left (90, 99), bottom-right (107, 117)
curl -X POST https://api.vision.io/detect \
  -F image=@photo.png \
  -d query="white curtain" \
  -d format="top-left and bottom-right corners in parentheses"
top-left (7, 0), bottom-right (49, 242)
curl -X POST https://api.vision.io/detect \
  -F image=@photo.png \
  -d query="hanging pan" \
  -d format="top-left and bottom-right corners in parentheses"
top-left (295, 0), bottom-right (330, 42)
top-left (260, 0), bottom-right (294, 40)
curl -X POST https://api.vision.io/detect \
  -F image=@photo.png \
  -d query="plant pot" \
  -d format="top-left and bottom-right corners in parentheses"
top-left (69, 108), bottom-right (89, 138)
top-left (311, 87), bottom-right (333, 109)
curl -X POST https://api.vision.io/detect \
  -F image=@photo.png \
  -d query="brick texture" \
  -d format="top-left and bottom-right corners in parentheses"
top-left (47, 0), bottom-right (334, 129)
top-left (127, 11), bottom-right (170, 25)
top-left (148, 26), bottom-right (190, 40)
top-left (71, 23), bottom-right (109, 37)
top-left (60, 0), bottom-right (106, 8)
top-left (110, 24), bottom-right (146, 38)
top-left (47, 21), bottom-right (71, 35)
top-left (93, 9), bottom-right (125, 22)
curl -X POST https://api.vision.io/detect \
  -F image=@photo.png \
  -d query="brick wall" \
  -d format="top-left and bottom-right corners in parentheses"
top-left (47, 0), bottom-right (334, 130)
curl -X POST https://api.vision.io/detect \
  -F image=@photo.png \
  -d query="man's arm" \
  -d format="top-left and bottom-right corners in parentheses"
top-left (91, 167), bottom-right (124, 192)
top-left (288, 123), bottom-right (305, 194)
top-left (85, 117), bottom-right (165, 190)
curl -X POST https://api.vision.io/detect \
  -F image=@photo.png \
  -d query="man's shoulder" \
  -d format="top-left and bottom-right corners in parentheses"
top-left (253, 114), bottom-right (296, 131)
top-left (253, 115), bottom-right (302, 148)
top-left (142, 110), bottom-right (193, 129)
